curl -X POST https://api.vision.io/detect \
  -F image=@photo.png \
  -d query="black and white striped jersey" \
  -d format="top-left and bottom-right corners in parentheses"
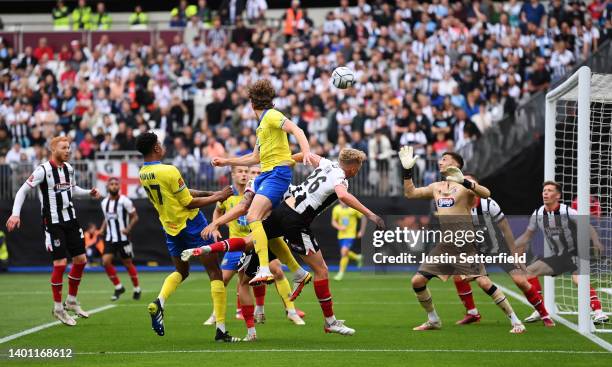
top-left (528, 203), bottom-right (577, 257)
top-left (471, 197), bottom-right (507, 254)
top-left (26, 161), bottom-right (78, 225)
top-left (289, 158), bottom-right (348, 224)
top-left (101, 195), bottom-right (135, 243)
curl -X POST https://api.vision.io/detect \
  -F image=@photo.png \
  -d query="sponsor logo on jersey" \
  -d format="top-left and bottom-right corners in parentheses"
top-left (437, 197), bottom-right (455, 208)
top-left (53, 183), bottom-right (72, 193)
top-left (106, 213), bottom-right (118, 220)
top-left (54, 239), bottom-right (61, 247)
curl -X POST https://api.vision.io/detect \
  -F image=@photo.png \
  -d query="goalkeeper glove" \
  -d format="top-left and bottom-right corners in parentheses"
top-left (399, 146), bottom-right (418, 179)
top-left (444, 166), bottom-right (474, 190)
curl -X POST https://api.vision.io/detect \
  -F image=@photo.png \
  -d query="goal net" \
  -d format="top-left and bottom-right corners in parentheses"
top-left (545, 66), bottom-right (612, 334)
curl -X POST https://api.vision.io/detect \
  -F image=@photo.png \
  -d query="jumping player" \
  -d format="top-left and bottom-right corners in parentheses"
top-left (400, 147), bottom-right (526, 333)
top-left (515, 181), bottom-right (609, 324)
top-left (211, 79), bottom-right (315, 285)
top-left (135, 132), bottom-right (240, 342)
top-left (331, 201), bottom-right (365, 281)
top-left (202, 165), bottom-right (306, 327)
top-left (99, 177), bottom-right (141, 301)
top-left (185, 148), bottom-right (386, 336)
top-left (452, 174), bottom-right (553, 327)
top-left (7, 136), bottom-right (101, 325)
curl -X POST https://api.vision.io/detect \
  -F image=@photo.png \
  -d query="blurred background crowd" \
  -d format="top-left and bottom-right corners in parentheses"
top-left (0, 0), bottom-right (611, 187)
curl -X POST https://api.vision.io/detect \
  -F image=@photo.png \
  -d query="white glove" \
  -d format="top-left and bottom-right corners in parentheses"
top-left (399, 146), bottom-right (417, 170)
top-left (444, 166), bottom-right (474, 189)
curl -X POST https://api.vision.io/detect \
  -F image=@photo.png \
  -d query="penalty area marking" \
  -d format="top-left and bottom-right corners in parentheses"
top-left (496, 284), bottom-right (612, 352)
top-left (0, 304), bottom-right (116, 345)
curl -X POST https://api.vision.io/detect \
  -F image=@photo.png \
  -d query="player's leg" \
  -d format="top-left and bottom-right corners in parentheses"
top-left (523, 275), bottom-right (545, 322)
top-left (246, 194), bottom-right (274, 284)
top-left (238, 270), bottom-right (257, 341)
top-left (335, 242), bottom-right (350, 281)
top-left (46, 225), bottom-right (75, 325)
top-left (103, 251), bottom-right (125, 301)
top-left (268, 237), bottom-right (311, 300)
top-left (64, 224), bottom-right (89, 318)
top-left (510, 272), bottom-right (553, 327)
top-left (572, 273), bottom-right (609, 323)
top-left (252, 283), bottom-right (266, 323)
top-left (200, 252), bottom-right (240, 342)
top-left (118, 242), bottom-right (141, 300)
top-left (411, 272), bottom-right (441, 330)
top-left (270, 259), bottom-right (305, 325)
top-left (453, 275), bottom-right (481, 325)
top-left (300, 250), bottom-right (354, 335)
top-left (474, 276), bottom-right (525, 333)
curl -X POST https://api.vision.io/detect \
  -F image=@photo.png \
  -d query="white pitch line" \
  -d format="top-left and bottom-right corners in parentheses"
top-left (496, 284), bottom-right (612, 352)
top-left (0, 304), bottom-right (116, 345)
top-left (63, 348), bottom-right (611, 356)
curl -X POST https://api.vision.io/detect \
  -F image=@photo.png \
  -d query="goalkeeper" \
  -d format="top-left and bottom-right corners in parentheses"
top-left (400, 147), bottom-right (526, 334)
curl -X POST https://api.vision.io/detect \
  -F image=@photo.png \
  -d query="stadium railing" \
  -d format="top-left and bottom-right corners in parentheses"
top-left (460, 40), bottom-right (612, 179)
top-left (0, 155), bottom-right (441, 200)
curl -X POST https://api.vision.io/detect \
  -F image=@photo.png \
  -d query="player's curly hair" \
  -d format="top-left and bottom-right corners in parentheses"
top-left (339, 148), bottom-right (367, 166)
top-left (248, 79), bottom-right (275, 110)
top-left (136, 132), bottom-right (159, 157)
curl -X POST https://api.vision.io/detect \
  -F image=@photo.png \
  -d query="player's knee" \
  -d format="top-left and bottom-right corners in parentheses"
top-left (411, 274), bottom-right (426, 288)
top-left (314, 263), bottom-right (328, 279)
top-left (475, 276), bottom-right (492, 290)
top-left (102, 258), bottom-right (111, 267)
top-left (270, 261), bottom-right (283, 279)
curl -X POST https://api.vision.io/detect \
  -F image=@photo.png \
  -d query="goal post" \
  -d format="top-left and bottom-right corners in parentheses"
top-left (544, 65), bottom-right (612, 335)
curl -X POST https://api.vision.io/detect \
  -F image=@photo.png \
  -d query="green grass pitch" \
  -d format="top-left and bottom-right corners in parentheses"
top-left (1, 271), bottom-right (611, 366)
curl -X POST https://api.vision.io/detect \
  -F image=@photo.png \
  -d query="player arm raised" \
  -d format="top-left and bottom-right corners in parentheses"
top-left (334, 184), bottom-right (385, 229)
top-left (399, 146), bottom-right (435, 199)
top-left (201, 190), bottom-right (255, 239)
top-left (292, 151), bottom-right (322, 167)
top-left (212, 145), bottom-right (260, 167)
top-left (282, 119), bottom-right (317, 165)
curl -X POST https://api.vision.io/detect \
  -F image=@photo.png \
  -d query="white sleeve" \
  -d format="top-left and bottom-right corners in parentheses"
top-left (567, 206), bottom-right (578, 222)
top-left (12, 182), bottom-right (34, 216)
top-left (488, 199), bottom-right (505, 223)
top-left (72, 186), bottom-right (91, 197)
top-left (331, 167), bottom-right (347, 188)
top-left (122, 197), bottom-right (135, 213)
top-left (527, 209), bottom-right (538, 231)
top-left (26, 165), bottom-right (45, 188)
top-left (318, 158), bottom-right (332, 169)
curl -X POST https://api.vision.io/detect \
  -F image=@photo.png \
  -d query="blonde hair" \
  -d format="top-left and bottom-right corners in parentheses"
top-left (50, 136), bottom-right (70, 151)
top-left (338, 148), bottom-right (366, 166)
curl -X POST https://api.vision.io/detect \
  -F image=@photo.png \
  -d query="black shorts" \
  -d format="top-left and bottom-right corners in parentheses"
top-left (543, 254), bottom-right (578, 276)
top-left (262, 202), bottom-right (320, 255)
top-left (44, 220), bottom-right (85, 261)
top-left (104, 241), bottom-right (135, 259)
top-left (237, 249), bottom-right (277, 279)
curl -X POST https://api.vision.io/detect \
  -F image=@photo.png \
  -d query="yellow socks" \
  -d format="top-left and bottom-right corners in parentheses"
top-left (338, 256), bottom-right (349, 275)
top-left (210, 280), bottom-right (227, 327)
top-left (158, 271), bottom-right (183, 307)
top-left (348, 251), bottom-right (359, 261)
top-left (249, 220), bottom-right (269, 267)
top-left (274, 277), bottom-right (295, 311)
top-left (269, 237), bottom-right (301, 273)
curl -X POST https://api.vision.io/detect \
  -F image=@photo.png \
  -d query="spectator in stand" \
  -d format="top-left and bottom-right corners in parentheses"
top-left (368, 128), bottom-right (393, 193)
top-left (527, 56), bottom-right (551, 94)
top-left (283, 0), bottom-right (304, 42)
top-left (521, 0), bottom-right (547, 30)
top-left (246, 0), bottom-right (267, 24)
top-left (231, 17), bottom-right (252, 46)
top-left (196, 0), bottom-right (213, 28)
top-left (171, 0), bottom-right (197, 28)
top-left (72, 0), bottom-right (92, 30)
top-left (550, 38), bottom-right (575, 81)
top-left (219, 0), bottom-right (246, 26)
top-left (33, 38), bottom-right (54, 61)
top-left (52, 0), bottom-right (71, 30)
top-left (129, 5), bottom-right (148, 28)
top-left (207, 17), bottom-right (228, 49)
top-left (91, 2), bottom-right (112, 30)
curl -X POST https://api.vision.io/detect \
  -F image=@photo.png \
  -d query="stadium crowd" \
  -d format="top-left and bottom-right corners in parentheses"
top-left (0, 0), bottom-right (611, 186)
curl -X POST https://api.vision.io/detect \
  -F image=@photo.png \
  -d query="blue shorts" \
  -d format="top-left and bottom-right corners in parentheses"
top-left (221, 251), bottom-right (243, 271)
top-left (253, 166), bottom-right (292, 208)
top-left (165, 212), bottom-right (214, 257)
top-left (339, 238), bottom-right (355, 249)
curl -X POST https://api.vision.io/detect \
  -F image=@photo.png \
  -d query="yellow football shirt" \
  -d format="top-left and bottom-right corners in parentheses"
top-left (217, 186), bottom-right (251, 238)
top-left (256, 108), bottom-right (293, 172)
top-left (139, 162), bottom-right (198, 236)
top-left (332, 204), bottom-right (364, 239)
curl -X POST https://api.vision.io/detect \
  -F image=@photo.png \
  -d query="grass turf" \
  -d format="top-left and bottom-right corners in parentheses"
top-left (1, 271), bottom-right (611, 366)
